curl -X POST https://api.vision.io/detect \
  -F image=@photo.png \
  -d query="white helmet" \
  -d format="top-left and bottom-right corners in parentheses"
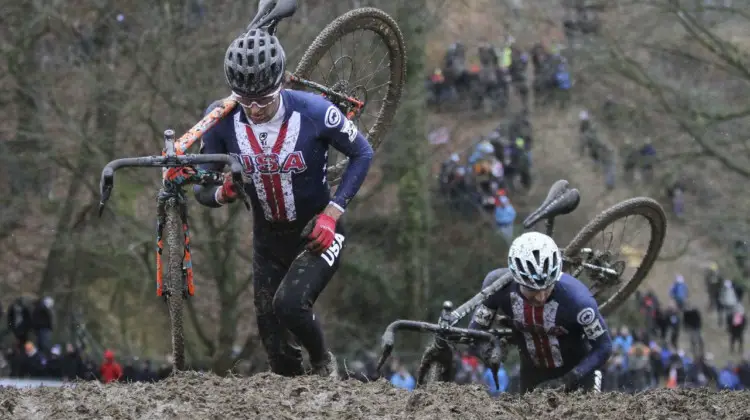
top-left (508, 232), bottom-right (563, 290)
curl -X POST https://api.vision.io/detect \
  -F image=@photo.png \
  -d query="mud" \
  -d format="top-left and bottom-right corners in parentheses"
top-left (0, 372), bottom-right (748, 419)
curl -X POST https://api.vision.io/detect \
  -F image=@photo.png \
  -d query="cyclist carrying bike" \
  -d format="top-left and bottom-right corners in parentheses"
top-left (190, 28), bottom-right (373, 378)
top-left (469, 231), bottom-right (613, 393)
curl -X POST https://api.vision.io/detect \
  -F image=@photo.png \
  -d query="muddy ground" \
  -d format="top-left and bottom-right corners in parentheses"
top-left (0, 373), bottom-right (748, 420)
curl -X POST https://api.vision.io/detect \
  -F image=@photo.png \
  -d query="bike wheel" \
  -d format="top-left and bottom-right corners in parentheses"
top-left (293, 7), bottom-right (406, 185)
top-left (164, 197), bottom-right (186, 372)
top-left (415, 341), bottom-right (454, 387)
top-left (564, 197), bottom-right (667, 316)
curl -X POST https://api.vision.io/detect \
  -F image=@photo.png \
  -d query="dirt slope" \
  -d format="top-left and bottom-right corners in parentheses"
top-left (2, 372), bottom-right (749, 419)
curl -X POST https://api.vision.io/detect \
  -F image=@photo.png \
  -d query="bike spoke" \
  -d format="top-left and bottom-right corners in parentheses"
top-left (301, 27), bottom-right (393, 168)
top-left (576, 212), bottom-right (654, 303)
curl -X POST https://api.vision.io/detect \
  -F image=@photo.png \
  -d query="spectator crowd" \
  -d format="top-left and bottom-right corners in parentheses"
top-left (3, 296), bottom-right (171, 384)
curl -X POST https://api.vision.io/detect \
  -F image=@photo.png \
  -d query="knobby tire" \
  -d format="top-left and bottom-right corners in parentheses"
top-left (165, 198), bottom-right (186, 372)
top-left (564, 197), bottom-right (667, 316)
top-left (294, 7), bottom-right (407, 185)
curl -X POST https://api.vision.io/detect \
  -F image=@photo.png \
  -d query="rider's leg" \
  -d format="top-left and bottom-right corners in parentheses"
top-left (273, 222), bottom-right (347, 376)
top-left (253, 248), bottom-right (304, 377)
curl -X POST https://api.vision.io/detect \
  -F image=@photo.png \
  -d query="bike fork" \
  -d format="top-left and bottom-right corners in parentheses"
top-left (155, 191), bottom-right (195, 300)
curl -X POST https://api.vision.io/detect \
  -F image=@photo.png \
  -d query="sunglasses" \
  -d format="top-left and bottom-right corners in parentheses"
top-left (231, 86), bottom-right (281, 108)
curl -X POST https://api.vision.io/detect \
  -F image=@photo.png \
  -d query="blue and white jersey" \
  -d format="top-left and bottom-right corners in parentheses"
top-left (470, 270), bottom-right (612, 378)
top-left (197, 89), bottom-right (373, 226)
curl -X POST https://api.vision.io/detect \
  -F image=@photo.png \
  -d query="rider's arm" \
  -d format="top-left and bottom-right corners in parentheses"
top-left (468, 268), bottom-right (510, 331)
top-left (317, 104), bottom-right (374, 214)
top-left (193, 101), bottom-right (228, 208)
top-left (567, 299), bottom-right (613, 383)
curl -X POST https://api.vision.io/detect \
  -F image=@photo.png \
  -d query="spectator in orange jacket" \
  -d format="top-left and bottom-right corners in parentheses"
top-left (100, 349), bottom-right (123, 383)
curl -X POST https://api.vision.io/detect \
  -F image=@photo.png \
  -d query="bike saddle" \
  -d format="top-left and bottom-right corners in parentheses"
top-left (248, 0), bottom-right (298, 31)
top-left (523, 180), bottom-right (580, 228)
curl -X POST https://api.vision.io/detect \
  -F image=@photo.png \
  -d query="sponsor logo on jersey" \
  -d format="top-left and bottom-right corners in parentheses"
top-left (577, 307), bottom-right (605, 339)
top-left (236, 152), bottom-right (307, 175)
top-left (324, 105), bottom-right (342, 128)
top-left (576, 307), bottom-right (596, 325)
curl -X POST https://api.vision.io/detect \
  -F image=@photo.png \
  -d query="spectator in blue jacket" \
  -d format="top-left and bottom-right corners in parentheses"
top-left (718, 363), bottom-right (743, 390)
top-left (390, 364), bottom-right (416, 391)
top-left (494, 190), bottom-right (516, 243)
top-left (613, 325), bottom-right (634, 354)
top-left (670, 274), bottom-right (689, 310)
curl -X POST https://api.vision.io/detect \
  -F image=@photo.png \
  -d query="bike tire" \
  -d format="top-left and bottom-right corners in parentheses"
top-left (164, 197), bottom-right (186, 372)
top-left (564, 197), bottom-right (667, 316)
top-left (417, 360), bottom-right (453, 387)
top-left (293, 7), bottom-right (406, 185)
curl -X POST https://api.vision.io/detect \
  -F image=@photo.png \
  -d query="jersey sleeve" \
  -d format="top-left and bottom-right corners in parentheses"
top-left (193, 100), bottom-right (228, 208)
top-left (315, 103), bottom-right (374, 211)
top-left (567, 294), bottom-right (613, 382)
top-left (469, 268), bottom-right (512, 330)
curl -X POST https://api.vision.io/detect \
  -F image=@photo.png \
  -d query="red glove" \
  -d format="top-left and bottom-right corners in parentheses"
top-left (215, 173), bottom-right (240, 204)
top-left (307, 214), bottom-right (337, 254)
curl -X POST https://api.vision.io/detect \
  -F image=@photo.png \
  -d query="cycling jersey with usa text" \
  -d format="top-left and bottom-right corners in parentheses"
top-left (469, 269), bottom-right (613, 383)
top-left (195, 89), bottom-right (373, 227)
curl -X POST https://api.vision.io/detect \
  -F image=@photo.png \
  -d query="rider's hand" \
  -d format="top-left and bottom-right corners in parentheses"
top-left (307, 214), bottom-right (337, 254)
top-left (216, 172), bottom-right (241, 204)
top-left (165, 166), bottom-right (197, 184)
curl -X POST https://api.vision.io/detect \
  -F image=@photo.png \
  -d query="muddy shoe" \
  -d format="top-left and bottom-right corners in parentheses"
top-left (311, 351), bottom-right (339, 379)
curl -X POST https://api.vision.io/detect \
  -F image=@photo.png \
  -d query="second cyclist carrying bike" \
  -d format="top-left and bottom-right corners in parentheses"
top-left (167, 27), bottom-right (373, 378)
top-left (469, 232), bottom-right (613, 393)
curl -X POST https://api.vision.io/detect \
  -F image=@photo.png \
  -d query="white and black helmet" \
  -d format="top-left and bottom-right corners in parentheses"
top-left (508, 232), bottom-right (563, 290)
top-left (224, 28), bottom-right (286, 96)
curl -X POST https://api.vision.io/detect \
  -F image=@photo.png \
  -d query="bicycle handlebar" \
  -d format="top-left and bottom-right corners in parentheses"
top-left (381, 320), bottom-right (505, 348)
top-left (99, 153), bottom-right (248, 216)
top-left (376, 319), bottom-right (512, 374)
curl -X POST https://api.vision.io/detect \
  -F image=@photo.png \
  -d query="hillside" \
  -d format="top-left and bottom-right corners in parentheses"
top-left (427, 103), bottom-right (735, 362)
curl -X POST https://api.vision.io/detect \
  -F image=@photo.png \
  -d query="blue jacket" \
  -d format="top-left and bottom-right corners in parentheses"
top-left (670, 281), bottom-right (688, 302)
top-left (390, 372), bottom-right (416, 391)
top-left (556, 66), bottom-right (571, 90)
top-left (495, 199), bottom-right (516, 226)
top-left (718, 369), bottom-right (741, 390)
top-left (613, 335), bottom-right (633, 354)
